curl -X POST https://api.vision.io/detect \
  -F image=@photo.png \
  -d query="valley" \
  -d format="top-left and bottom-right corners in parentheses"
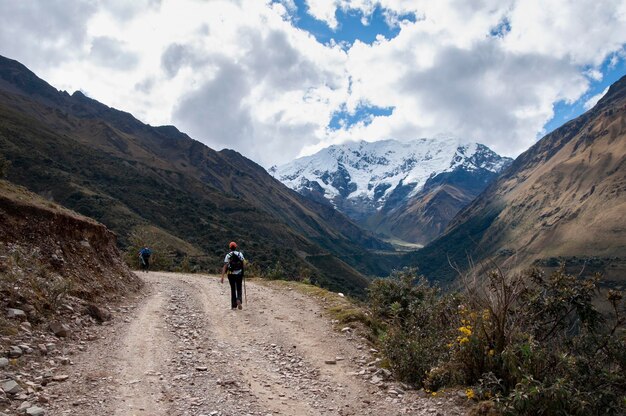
top-left (0, 55), bottom-right (390, 298)
top-left (1, 1), bottom-right (626, 414)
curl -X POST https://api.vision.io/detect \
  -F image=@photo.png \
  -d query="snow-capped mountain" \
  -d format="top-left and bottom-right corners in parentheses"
top-left (271, 138), bottom-right (512, 245)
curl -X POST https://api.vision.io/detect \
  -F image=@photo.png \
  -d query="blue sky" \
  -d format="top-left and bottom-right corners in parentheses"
top-left (2, 0), bottom-right (625, 165)
top-left (544, 55), bottom-right (626, 134)
top-left (287, 0), bottom-right (625, 140)
top-left (287, 0), bottom-right (416, 47)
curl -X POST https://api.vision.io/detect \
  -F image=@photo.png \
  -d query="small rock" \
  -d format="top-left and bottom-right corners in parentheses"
top-left (59, 357), bottom-right (70, 365)
top-left (196, 366), bottom-right (208, 371)
top-left (370, 375), bottom-right (382, 384)
top-left (324, 360), bottom-right (337, 365)
top-left (85, 304), bottom-right (111, 322)
top-left (2, 380), bottom-right (23, 394)
top-left (9, 345), bottom-right (23, 358)
top-left (49, 322), bottom-right (70, 338)
top-left (26, 406), bottom-right (45, 416)
top-left (7, 308), bottom-right (26, 319)
top-left (0, 358), bottom-right (8, 367)
top-left (52, 375), bottom-right (69, 382)
top-left (18, 401), bottom-right (32, 412)
top-left (341, 327), bottom-right (351, 333)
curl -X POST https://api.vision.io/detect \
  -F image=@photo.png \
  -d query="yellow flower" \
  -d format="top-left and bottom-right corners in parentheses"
top-left (431, 392), bottom-right (438, 397)
top-left (458, 326), bottom-right (472, 336)
top-left (488, 349), bottom-right (495, 356)
top-left (465, 388), bottom-right (475, 400)
top-left (482, 309), bottom-right (491, 320)
top-left (459, 337), bottom-right (470, 345)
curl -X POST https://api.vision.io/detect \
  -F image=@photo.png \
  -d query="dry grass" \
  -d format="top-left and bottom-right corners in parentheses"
top-left (258, 279), bottom-right (373, 328)
top-left (0, 180), bottom-right (98, 224)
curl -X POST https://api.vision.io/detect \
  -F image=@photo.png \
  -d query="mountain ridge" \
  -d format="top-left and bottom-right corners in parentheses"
top-left (0, 54), bottom-right (390, 296)
top-left (273, 138), bottom-right (512, 244)
top-left (407, 74), bottom-right (626, 286)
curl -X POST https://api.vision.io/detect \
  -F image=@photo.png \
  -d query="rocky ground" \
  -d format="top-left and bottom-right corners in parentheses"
top-left (2, 272), bottom-right (469, 415)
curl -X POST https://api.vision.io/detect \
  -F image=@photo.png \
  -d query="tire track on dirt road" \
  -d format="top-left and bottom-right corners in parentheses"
top-left (46, 272), bottom-right (467, 416)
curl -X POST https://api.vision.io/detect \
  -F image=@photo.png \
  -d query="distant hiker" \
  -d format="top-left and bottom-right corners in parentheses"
top-left (138, 246), bottom-right (152, 273)
top-left (221, 241), bottom-right (245, 310)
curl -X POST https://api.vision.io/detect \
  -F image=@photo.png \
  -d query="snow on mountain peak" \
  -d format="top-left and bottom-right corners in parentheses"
top-left (273, 138), bottom-right (511, 210)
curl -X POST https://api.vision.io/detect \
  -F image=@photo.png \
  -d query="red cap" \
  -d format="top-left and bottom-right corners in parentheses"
top-left (229, 241), bottom-right (237, 249)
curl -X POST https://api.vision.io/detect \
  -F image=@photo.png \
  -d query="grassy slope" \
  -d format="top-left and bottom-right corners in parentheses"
top-left (0, 55), bottom-right (394, 295)
top-left (403, 75), bottom-right (626, 286)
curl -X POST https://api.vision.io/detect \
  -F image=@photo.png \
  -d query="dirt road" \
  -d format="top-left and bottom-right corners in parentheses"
top-left (46, 272), bottom-right (466, 415)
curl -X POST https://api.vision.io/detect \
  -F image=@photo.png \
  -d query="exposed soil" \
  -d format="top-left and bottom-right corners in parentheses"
top-left (43, 272), bottom-right (468, 415)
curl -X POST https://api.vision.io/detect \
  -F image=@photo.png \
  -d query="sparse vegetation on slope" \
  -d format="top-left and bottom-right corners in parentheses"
top-left (0, 180), bottom-right (142, 333)
top-left (0, 55), bottom-right (392, 296)
top-left (407, 75), bottom-right (626, 286)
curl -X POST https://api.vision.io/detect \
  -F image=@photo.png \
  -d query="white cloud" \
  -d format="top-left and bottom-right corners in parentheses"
top-left (0, 0), bottom-right (624, 166)
top-left (584, 86), bottom-right (610, 110)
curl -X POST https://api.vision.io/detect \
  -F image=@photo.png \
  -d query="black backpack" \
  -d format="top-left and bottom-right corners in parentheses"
top-left (228, 251), bottom-right (244, 272)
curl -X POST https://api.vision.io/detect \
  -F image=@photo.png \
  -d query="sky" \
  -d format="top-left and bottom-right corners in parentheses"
top-left (0, 0), bottom-right (625, 167)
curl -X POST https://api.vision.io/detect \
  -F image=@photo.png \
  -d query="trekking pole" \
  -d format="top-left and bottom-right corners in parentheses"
top-left (243, 275), bottom-right (247, 305)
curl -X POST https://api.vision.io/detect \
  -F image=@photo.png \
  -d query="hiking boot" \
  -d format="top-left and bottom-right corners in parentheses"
top-left (237, 300), bottom-right (242, 310)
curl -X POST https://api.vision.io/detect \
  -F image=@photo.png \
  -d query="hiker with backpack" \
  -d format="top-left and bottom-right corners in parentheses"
top-left (138, 246), bottom-right (152, 273)
top-left (221, 241), bottom-right (245, 310)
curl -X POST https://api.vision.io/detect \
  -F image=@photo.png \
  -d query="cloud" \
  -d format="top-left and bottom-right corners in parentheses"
top-left (584, 86), bottom-right (610, 110)
top-left (161, 43), bottom-right (195, 78)
top-left (395, 42), bottom-right (587, 155)
top-left (1, 0), bottom-right (624, 167)
top-left (90, 36), bottom-right (139, 70)
top-left (0, 0), bottom-right (97, 67)
top-left (173, 57), bottom-right (254, 153)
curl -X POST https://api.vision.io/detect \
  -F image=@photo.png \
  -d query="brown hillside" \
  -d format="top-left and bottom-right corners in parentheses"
top-left (408, 75), bottom-right (626, 286)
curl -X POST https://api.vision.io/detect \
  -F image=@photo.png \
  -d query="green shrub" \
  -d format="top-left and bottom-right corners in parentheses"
top-left (368, 268), bottom-right (461, 385)
top-left (264, 261), bottom-right (285, 280)
top-left (368, 266), bottom-right (626, 415)
top-left (0, 154), bottom-right (9, 178)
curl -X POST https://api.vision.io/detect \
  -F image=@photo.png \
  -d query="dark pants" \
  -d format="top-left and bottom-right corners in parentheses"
top-left (227, 274), bottom-right (243, 308)
top-left (140, 256), bottom-right (150, 271)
